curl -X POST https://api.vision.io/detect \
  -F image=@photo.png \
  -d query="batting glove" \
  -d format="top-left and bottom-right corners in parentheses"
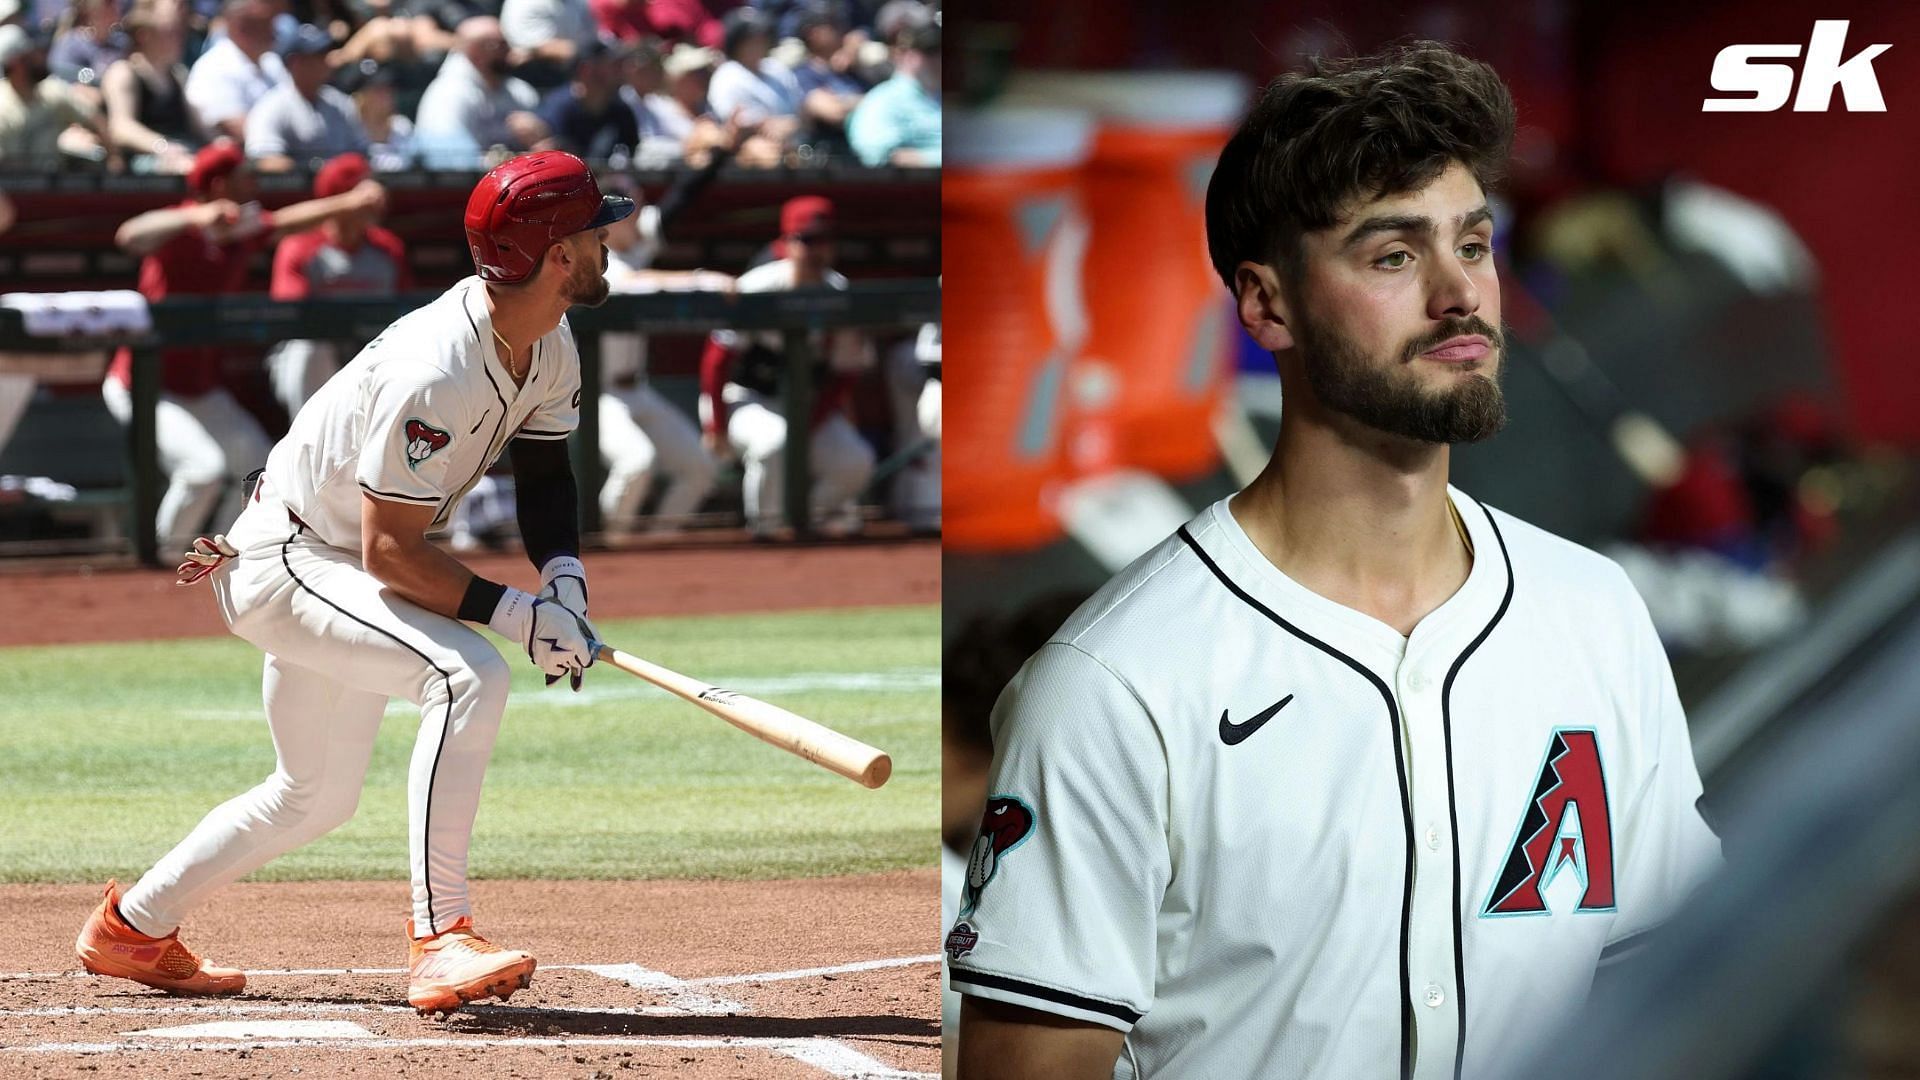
top-left (175, 534), bottom-right (238, 587)
top-left (536, 556), bottom-right (597, 690)
top-left (487, 587), bottom-right (596, 684)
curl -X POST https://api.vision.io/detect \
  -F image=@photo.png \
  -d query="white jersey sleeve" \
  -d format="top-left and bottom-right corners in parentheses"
top-left (1601, 579), bottom-right (1723, 956)
top-left (516, 327), bottom-right (582, 441)
top-left (354, 368), bottom-right (471, 507)
top-left (945, 641), bottom-right (1170, 1031)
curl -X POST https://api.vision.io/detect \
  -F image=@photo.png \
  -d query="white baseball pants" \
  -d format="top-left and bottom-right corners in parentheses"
top-left (706, 387), bottom-right (875, 535)
top-left (101, 378), bottom-right (272, 553)
top-left (117, 491), bottom-right (513, 938)
top-left (597, 384), bottom-right (719, 534)
top-left (265, 339), bottom-right (342, 418)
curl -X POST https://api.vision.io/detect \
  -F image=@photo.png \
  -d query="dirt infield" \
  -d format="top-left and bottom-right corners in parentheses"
top-left (0, 872), bottom-right (939, 1078)
top-left (0, 538), bottom-right (940, 647)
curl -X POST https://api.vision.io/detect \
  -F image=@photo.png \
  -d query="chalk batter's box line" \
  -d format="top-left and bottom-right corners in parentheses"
top-left (6, 1035), bottom-right (939, 1079)
top-left (0, 953), bottom-right (939, 982)
top-left (0, 954), bottom-right (945, 1079)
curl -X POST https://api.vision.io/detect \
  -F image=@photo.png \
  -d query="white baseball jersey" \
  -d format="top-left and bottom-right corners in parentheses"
top-left (946, 489), bottom-right (1721, 1080)
top-left (260, 275), bottom-right (581, 549)
top-left (601, 204), bottom-right (663, 385)
top-left (122, 275), bottom-right (584, 943)
top-left (714, 259), bottom-right (856, 358)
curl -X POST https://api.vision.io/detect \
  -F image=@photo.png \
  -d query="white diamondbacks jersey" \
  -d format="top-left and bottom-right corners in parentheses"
top-left (946, 489), bottom-right (1721, 1080)
top-left (713, 259), bottom-right (851, 354)
top-left (259, 276), bottom-right (581, 549)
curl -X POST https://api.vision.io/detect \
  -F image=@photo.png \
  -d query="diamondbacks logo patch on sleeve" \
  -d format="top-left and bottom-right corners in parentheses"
top-left (1483, 728), bottom-right (1617, 917)
top-left (959, 795), bottom-right (1035, 917)
top-left (403, 418), bottom-right (452, 469)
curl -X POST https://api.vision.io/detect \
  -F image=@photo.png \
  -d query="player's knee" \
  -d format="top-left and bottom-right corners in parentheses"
top-left (290, 784), bottom-right (361, 837)
top-left (173, 460), bottom-right (224, 488)
top-left (257, 771), bottom-right (334, 832)
top-left (821, 441), bottom-right (876, 484)
top-left (457, 649), bottom-right (514, 715)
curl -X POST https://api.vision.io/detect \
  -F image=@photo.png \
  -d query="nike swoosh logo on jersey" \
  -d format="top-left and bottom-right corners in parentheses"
top-left (1219, 694), bottom-right (1294, 745)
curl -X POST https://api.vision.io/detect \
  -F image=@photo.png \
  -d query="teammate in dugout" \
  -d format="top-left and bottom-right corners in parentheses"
top-left (699, 195), bottom-right (877, 538)
top-left (949, 43), bottom-right (1723, 1080)
top-left (265, 151), bottom-right (415, 417)
top-left (76, 151), bottom-right (627, 1018)
top-left (103, 140), bottom-right (388, 557)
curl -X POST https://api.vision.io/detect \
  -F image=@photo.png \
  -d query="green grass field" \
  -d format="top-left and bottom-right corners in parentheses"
top-left (0, 605), bottom-right (938, 884)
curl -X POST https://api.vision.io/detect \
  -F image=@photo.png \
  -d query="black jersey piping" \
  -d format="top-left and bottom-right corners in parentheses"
top-left (947, 967), bottom-right (1142, 1024)
top-left (455, 301), bottom-right (512, 521)
top-left (1176, 525), bottom-right (1415, 1080)
top-left (1598, 924), bottom-right (1661, 965)
top-left (1439, 500), bottom-right (1515, 1080)
top-left (358, 482), bottom-right (440, 505)
top-left (280, 532), bottom-right (455, 934)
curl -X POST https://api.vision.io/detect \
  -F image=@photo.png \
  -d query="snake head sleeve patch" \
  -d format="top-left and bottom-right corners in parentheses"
top-left (404, 418), bottom-right (452, 469)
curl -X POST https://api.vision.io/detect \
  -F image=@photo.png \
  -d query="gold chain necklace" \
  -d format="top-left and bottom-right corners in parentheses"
top-left (492, 327), bottom-right (524, 380)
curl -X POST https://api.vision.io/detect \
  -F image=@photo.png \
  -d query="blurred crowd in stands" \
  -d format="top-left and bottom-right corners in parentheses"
top-left (0, 0), bottom-right (941, 172)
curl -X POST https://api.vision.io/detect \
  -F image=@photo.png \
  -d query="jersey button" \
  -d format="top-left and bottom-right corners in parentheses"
top-left (1424, 984), bottom-right (1445, 1008)
top-left (1406, 671), bottom-right (1429, 694)
top-left (1425, 826), bottom-right (1440, 851)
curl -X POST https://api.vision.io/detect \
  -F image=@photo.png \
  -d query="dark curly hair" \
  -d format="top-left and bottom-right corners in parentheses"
top-left (1204, 41), bottom-right (1516, 294)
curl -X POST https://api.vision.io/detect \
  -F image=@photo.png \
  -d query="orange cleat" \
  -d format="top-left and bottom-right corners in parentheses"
top-left (406, 916), bottom-right (536, 1017)
top-left (74, 880), bottom-right (245, 996)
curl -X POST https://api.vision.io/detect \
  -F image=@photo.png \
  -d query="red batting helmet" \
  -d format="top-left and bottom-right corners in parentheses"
top-left (463, 152), bottom-right (635, 284)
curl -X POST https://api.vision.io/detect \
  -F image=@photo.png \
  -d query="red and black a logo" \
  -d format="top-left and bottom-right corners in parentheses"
top-left (1483, 728), bottom-right (1616, 916)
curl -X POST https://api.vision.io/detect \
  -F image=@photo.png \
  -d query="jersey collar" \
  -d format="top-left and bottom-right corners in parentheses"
top-left (1192, 484), bottom-right (1510, 672)
top-left (457, 276), bottom-right (540, 398)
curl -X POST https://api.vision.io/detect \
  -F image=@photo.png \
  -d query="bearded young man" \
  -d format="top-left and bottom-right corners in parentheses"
top-left (948, 43), bottom-right (1721, 1080)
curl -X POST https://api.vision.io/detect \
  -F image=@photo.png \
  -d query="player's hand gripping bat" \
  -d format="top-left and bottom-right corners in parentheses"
top-left (593, 644), bottom-right (892, 789)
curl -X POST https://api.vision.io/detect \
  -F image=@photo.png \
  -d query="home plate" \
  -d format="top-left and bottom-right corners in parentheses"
top-left (123, 1020), bottom-right (373, 1040)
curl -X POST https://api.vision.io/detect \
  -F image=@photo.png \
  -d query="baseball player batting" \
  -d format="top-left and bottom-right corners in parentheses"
top-left (75, 151), bottom-right (628, 1018)
top-left (948, 44), bottom-right (1722, 1080)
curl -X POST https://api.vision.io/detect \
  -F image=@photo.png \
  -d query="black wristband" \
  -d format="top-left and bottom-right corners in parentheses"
top-left (458, 575), bottom-right (508, 623)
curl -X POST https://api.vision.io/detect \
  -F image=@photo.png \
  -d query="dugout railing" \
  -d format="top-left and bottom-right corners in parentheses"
top-left (0, 280), bottom-right (941, 565)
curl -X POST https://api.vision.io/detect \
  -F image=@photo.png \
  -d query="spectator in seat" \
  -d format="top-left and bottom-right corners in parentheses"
top-left (414, 14), bottom-right (546, 168)
top-left (593, 0), bottom-right (722, 49)
top-left (707, 7), bottom-right (799, 154)
top-left (500, 0), bottom-right (598, 78)
top-left (245, 23), bottom-right (368, 171)
top-left (326, 0), bottom-right (460, 69)
top-left (103, 141), bottom-right (385, 552)
top-left (266, 151), bottom-right (411, 415)
top-left (619, 37), bottom-right (676, 164)
top-left (0, 24), bottom-right (116, 168)
top-left (646, 41), bottom-right (745, 168)
top-left (537, 37), bottom-right (637, 159)
top-left (700, 195), bottom-right (876, 538)
top-left (101, 0), bottom-right (201, 173)
top-left (344, 60), bottom-right (414, 170)
top-left (48, 0), bottom-right (127, 91)
top-left (185, 0), bottom-right (285, 143)
top-left (847, 19), bottom-right (934, 165)
top-left (632, 40), bottom-right (713, 164)
top-left (790, 1), bottom-right (864, 146)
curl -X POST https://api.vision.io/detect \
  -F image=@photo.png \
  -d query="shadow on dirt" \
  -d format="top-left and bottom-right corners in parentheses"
top-left (438, 1007), bottom-right (939, 1040)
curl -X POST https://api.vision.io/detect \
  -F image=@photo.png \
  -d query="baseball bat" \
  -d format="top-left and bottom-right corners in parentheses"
top-left (593, 643), bottom-right (892, 789)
